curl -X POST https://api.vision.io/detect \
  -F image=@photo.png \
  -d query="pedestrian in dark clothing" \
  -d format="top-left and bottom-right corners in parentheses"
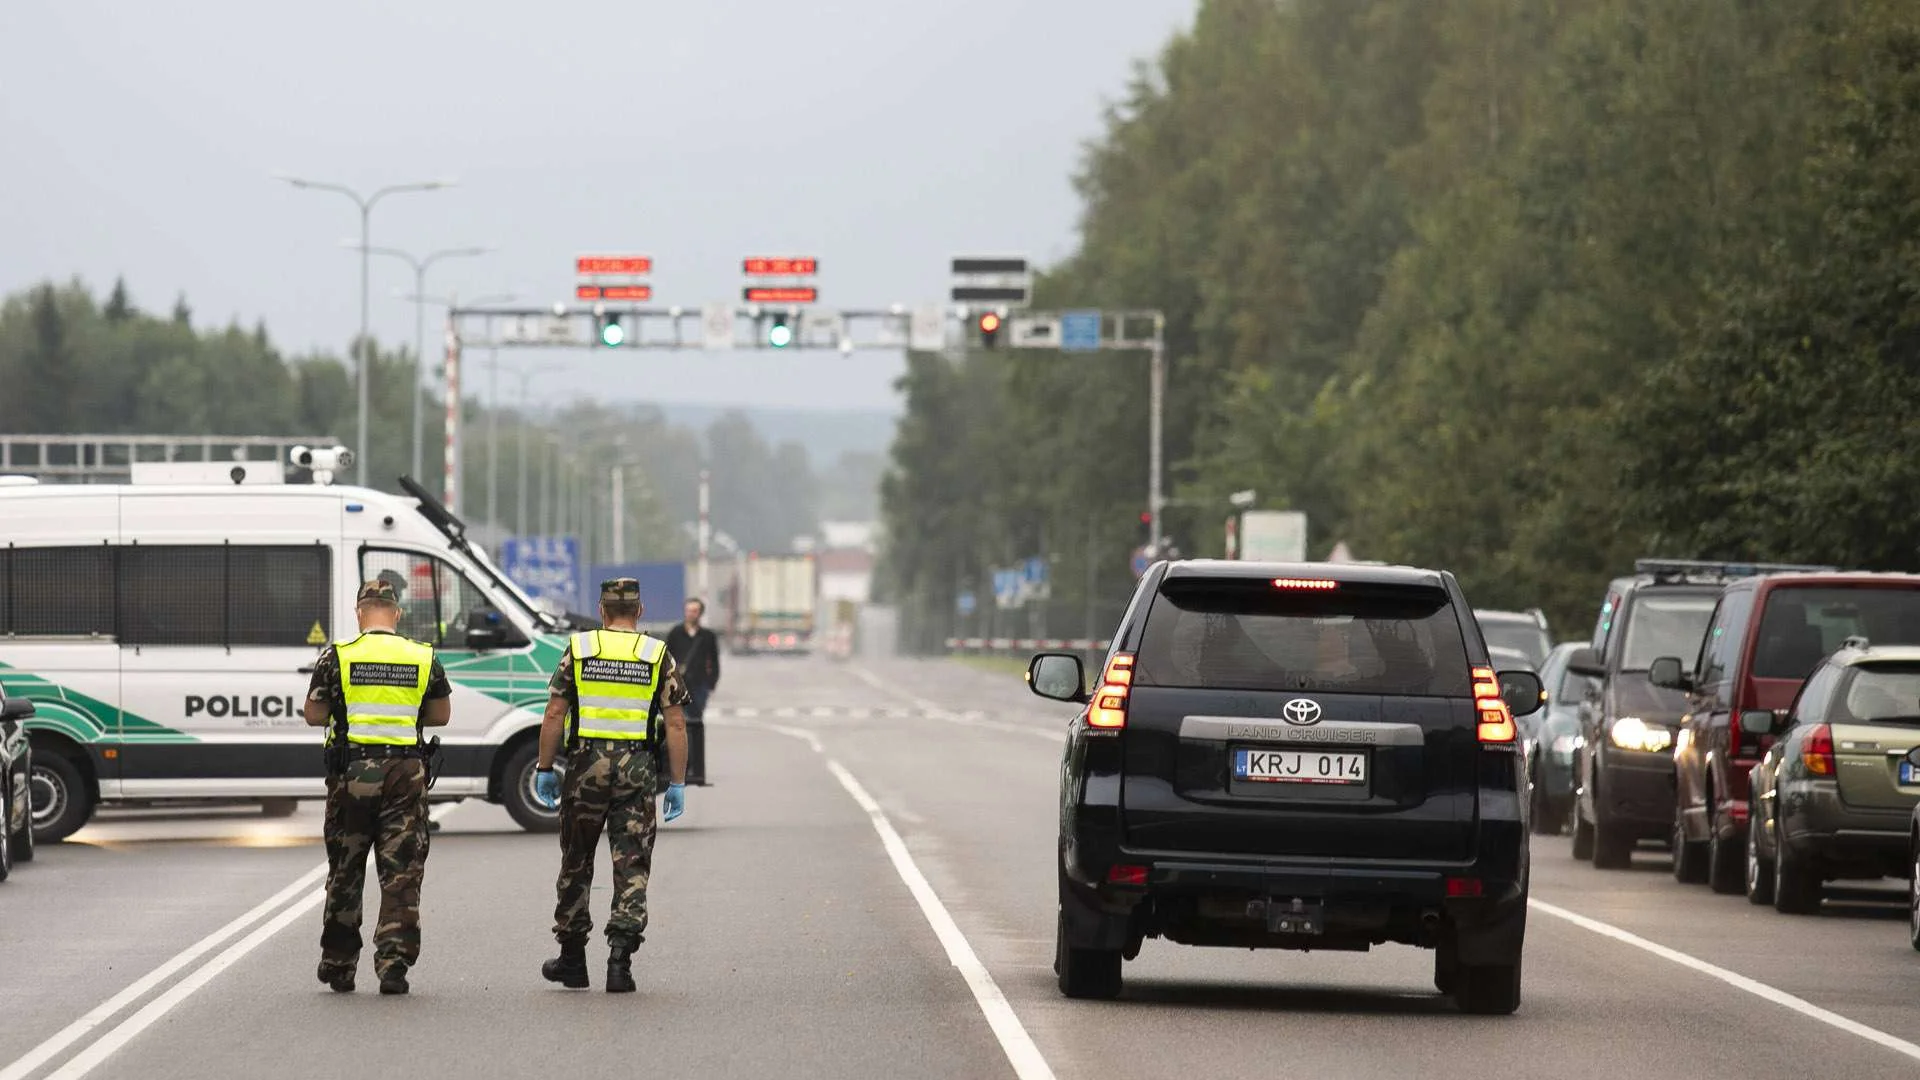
top-left (663, 598), bottom-right (720, 785)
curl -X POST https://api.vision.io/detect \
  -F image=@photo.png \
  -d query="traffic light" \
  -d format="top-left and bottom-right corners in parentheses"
top-left (978, 311), bottom-right (1003, 349)
top-left (768, 313), bottom-right (793, 349)
top-left (597, 313), bottom-right (625, 347)
top-left (1137, 510), bottom-right (1152, 541)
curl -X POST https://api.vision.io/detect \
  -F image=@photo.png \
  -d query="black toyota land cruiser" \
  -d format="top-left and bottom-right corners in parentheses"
top-left (1026, 560), bottom-right (1542, 1014)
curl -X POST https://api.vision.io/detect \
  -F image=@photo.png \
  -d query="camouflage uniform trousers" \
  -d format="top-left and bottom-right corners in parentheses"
top-left (320, 757), bottom-right (431, 981)
top-left (553, 741), bottom-right (659, 949)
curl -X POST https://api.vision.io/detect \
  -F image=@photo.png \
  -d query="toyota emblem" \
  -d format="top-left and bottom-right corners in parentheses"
top-left (1282, 698), bottom-right (1323, 726)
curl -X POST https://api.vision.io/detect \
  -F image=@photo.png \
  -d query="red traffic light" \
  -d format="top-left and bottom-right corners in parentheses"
top-left (979, 312), bottom-right (1002, 333)
top-left (1138, 511), bottom-right (1151, 524)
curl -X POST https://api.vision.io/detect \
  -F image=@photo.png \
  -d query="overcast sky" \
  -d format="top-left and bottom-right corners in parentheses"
top-left (0, 1), bottom-right (1192, 414)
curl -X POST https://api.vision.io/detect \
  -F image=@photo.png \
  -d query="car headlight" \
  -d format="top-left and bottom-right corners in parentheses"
top-left (1609, 716), bottom-right (1672, 753)
top-left (1551, 734), bottom-right (1578, 756)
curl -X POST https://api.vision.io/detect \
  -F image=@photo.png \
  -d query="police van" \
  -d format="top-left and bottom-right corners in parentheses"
top-left (0, 453), bottom-right (571, 842)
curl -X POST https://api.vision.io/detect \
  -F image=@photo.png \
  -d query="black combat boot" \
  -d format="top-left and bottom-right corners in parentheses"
top-left (542, 942), bottom-right (589, 989)
top-left (378, 966), bottom-right (410, 996)
top-left (605, 943), bottom-right (636, 994)
top-left (317, 959), bottom-right (354, 994)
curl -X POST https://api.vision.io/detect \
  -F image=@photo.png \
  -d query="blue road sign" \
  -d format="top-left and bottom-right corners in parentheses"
top-left (956, 591), bottom-right (977, 616)
top-left (501, 536), bottom-right (581, 611)
top-left (1061, 310), bottom-right (1102, 352)
top-left (1130, 546), bottom-right (1151, 578)
top-left (1023, 557), bottom-right (1048, 586)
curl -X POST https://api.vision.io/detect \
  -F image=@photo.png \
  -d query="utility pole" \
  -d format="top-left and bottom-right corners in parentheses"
top-left (611, 462), bottom-right (625, 563)
top-left (1148, 313), bottom-right (1166, 553)
top-left (697, 467), bottom-right (712, 596)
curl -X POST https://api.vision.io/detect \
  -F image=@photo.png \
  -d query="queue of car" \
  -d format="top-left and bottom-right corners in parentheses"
top-left (1534, 559), bottom-right (1920, 950)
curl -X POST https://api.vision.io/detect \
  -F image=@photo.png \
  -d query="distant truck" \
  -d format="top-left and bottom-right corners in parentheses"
top-left (734, 554), bottom-right (818, 654)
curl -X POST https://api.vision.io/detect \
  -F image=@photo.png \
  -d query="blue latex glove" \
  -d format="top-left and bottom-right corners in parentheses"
top-left (663, 783), bottom-right (686, 823)
top-left (533, 769), bottom-right (561, 809)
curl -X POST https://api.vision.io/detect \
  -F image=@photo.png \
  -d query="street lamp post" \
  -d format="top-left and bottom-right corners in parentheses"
top-left (277, 175), bottom-right (454, 486)
top-left (508, 363), bottom-right (561, 536)
top-left (348, 244), bottom-right (493, 481)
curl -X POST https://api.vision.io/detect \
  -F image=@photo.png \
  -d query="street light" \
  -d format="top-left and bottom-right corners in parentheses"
top-left (276, 174), bottom-right (455, 486)
top-left (494, 355), bottom-right (555, 535)
top-left (345, 242), bottom-right (493, 482)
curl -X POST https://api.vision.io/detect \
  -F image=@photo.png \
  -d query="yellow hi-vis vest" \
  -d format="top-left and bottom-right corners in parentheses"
top-left (570, 629), bottom-right (666, 741)
top-left (336, 632), bottom-right (433, 746)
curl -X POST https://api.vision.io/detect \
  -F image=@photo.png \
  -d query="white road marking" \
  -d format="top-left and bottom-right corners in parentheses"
top-left (45, 891), bottom-right (326, 1080)
top-left (823, 758), bottom-right (1057, 1080)
top-left (0, 865), bottom-right (325, 1080)
top-left (739, 718), bottom-right (1054, 1078)
top-left (5, 802), bottom-right (462, 1080)
top-left (1531, 899), bottom-right (1920, 1063)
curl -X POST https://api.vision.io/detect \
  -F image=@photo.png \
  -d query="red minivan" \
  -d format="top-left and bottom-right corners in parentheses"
top-left (1655, 573), bottom-right (1920, 893)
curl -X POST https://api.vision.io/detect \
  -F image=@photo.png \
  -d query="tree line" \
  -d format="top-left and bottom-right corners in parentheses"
top-left (0, 279), bottom-right (827, 560)
top-left (881, 0), bottom-right (1920, 648)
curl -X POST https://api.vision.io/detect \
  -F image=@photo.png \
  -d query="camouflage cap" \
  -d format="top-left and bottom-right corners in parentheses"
top-left (356, 579), bottom-right (402, 605)
top-left (376, 568), bottom-right (409, 595)
top-left (600, 577), bottom-right (642, 602)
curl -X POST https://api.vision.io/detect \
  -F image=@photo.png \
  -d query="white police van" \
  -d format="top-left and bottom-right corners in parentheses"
top-left (0, 451), bottom-right (573, 841)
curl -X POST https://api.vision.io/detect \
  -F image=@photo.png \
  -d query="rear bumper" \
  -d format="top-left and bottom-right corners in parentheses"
top-left (1780, 784), bottom-right (1912, 873)
top-left (1063, 850), bottom-right (1526, 964)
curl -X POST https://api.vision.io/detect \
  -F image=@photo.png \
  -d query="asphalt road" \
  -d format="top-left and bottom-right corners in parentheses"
top-left (4, 652), bottom-right (1920, 1079)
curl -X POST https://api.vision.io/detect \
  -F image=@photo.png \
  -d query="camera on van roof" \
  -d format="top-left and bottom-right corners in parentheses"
top-left (289, 444), bottom-right (354, 484)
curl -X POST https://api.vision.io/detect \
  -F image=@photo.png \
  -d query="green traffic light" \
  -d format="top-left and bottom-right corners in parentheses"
top-left (768, 320), bottom-right (793, 348)
top-left (600, 320), bottom-right (625, 347)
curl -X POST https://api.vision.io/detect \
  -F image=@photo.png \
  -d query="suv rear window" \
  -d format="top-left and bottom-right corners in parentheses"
top-left (1754, 586), bottom-right (1920, 679)
top-left (1619, 593), bottom-right (1718, 671)
top-left (1837, 663), bottom-right (1920, 725)
top-left (1136, 578), bottom-right (1471, 697)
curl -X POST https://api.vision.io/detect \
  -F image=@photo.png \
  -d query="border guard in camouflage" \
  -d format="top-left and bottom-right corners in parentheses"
top-left (534, 577), bottom-right (691, 993)
top-left (303, 579), bottom-right (453, 995)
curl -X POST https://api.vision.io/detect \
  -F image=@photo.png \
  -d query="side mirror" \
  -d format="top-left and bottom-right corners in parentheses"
top-left (463, 607), bottom-right (528, 651)
top-left (1027, 653), bottom-right (1089, 704)
top-left (1566, 647), bottom-right (1605, 680)
top-left (0, 698), bottom-right (32, 723)
top-left (1498, 670), bottom-right (1545, 718)
top-left (1648, 656), bottom-right (1690, 691)
top-left (1740, 709), bottom-right (1778, 737)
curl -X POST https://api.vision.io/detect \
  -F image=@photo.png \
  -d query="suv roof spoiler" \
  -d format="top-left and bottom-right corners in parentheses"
top-left (1633, 558), bottom-right (1838, 583)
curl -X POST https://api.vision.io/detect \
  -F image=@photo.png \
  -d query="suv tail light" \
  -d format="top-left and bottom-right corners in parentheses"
top-left (1472, 665), bottom-right (1516, 744)
top-left (1087, 653), bottom-right (1135, 730)
top-left (1802, 723), bottom-right (1836, 776)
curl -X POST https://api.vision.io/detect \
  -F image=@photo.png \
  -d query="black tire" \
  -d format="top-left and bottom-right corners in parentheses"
top-left (29, 750), bottom-right (92, 844)
top-left (0, 781), bottom-right (13, 883)
top-left (1455, 960), bottom-right (1522, 1015)
top-left (12, 803), bottom-right (33, 863)
top-left (1745, 808), bottom-right (1775, 906)
top-left (1908, 843), bottom-right (1920, 952)
top-left (1706, 804), bottom-right (1744, 895)
top-left (500, 741), bottom-right (561, 833)
top-left (1773, 838), bottom-right (1822, 915)
top-left (1527, 766), bottom-right (1558, 836)
top-left (1570, 796), bottom-right (1595, 860)
top-left (260, 798), bottom-right (299, 819)
top-left (1054, 908), bottom-right (1123, 1000)
top-left (1672, 812), bottom-right (1708, 884)
top-left (1592, 813), bottom-right (1635, 870)
top-left (1433, 939), bottom-right (1459, 995)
